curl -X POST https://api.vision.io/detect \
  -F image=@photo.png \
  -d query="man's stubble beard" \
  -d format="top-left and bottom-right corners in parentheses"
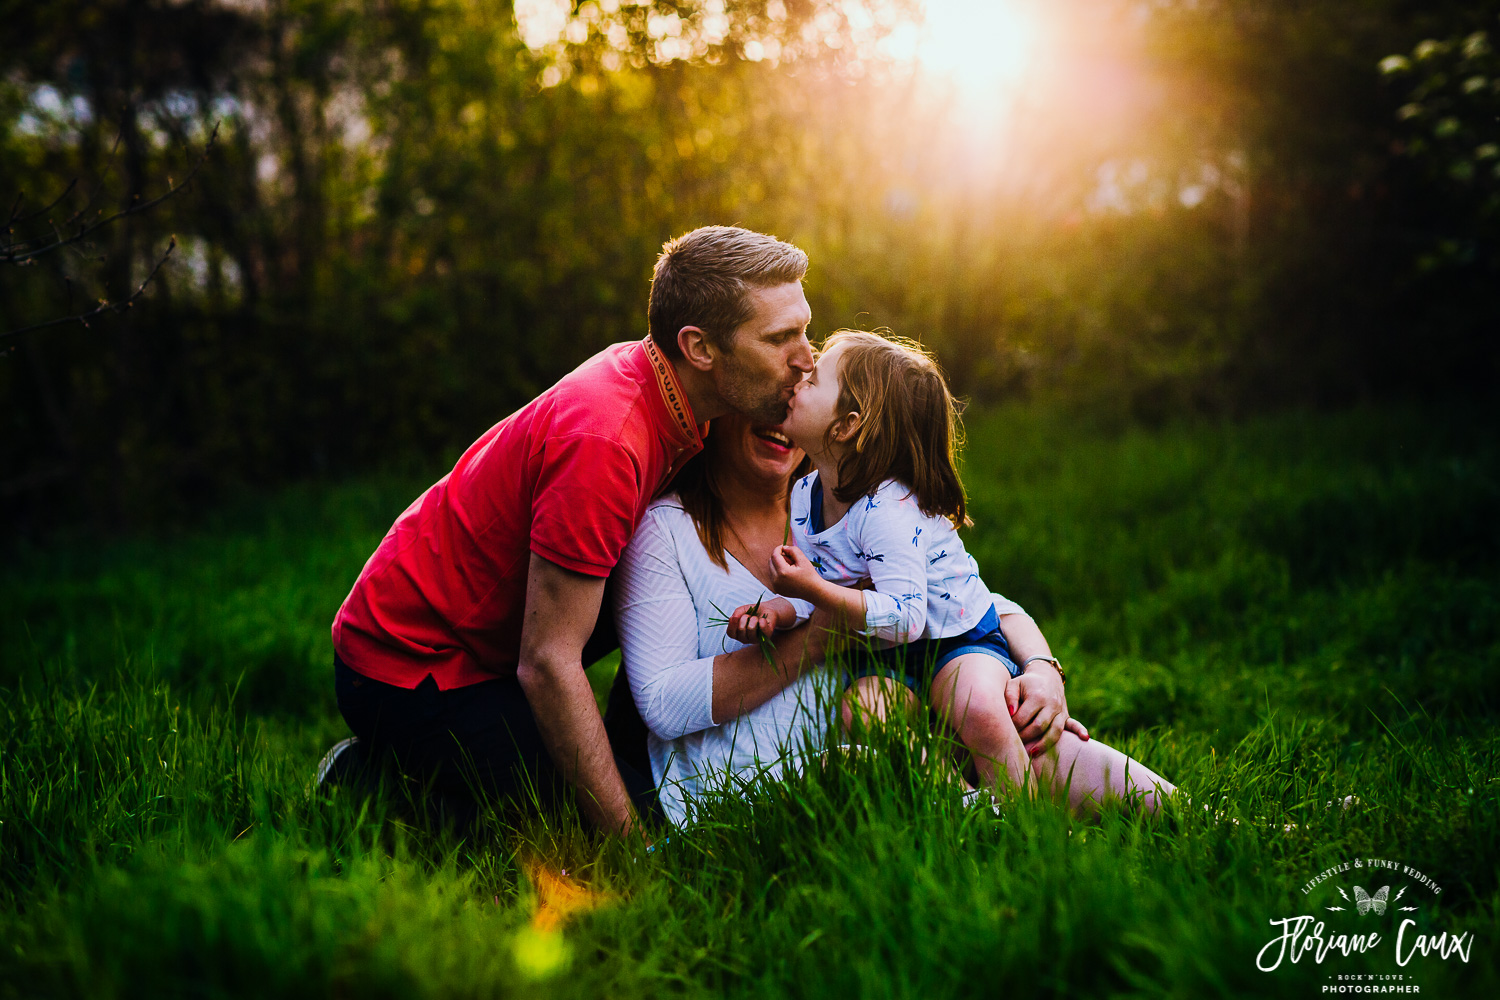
top-left (714, 352), bottom-right (790, 425)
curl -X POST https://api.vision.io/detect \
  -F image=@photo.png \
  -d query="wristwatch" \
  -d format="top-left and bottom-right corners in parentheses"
top-left (1021, 655), bottom-right (1066, 684)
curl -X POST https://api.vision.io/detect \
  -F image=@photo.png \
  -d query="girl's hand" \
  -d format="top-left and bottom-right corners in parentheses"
top-left (769, 545), bottom-right (826, 603)
top-left (725, 597), bottom-right (797, 644)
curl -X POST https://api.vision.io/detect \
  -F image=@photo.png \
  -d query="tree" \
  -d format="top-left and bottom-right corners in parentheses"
top-left (0, 130), bottom-right (224, 343)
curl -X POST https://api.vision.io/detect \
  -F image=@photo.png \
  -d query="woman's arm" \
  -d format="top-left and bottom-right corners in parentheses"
top-left (710, 606), bottom-right (831, 724)
top-left (614, 509), bottom-right (830, 739)
top-left (613, 512), bottom-right (718, 739)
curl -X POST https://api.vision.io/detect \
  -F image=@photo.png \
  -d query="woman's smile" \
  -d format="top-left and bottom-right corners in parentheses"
top-left (713, 413), bottom-right (804, 483)
top-left (751, 426), bottom-right (794, 455)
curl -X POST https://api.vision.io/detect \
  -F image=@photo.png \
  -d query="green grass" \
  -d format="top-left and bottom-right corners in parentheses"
top-left (2, 405), bottom-right (1497, 998)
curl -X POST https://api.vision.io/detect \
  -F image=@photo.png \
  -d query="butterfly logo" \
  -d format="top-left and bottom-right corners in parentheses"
top-left (1329, 883), bottom-right (1407, 915)
top-left (911, 527), bottom-right (922, 546)
top-left (1353, 886), bottom-right (1390, 916)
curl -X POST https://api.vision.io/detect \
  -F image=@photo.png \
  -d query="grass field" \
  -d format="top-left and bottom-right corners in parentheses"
top-left (2, 405), bottom-right (1497, 998)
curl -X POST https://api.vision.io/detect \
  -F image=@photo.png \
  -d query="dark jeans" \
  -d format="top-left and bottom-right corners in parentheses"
top-left (334, 608), bottom-right (658, 827)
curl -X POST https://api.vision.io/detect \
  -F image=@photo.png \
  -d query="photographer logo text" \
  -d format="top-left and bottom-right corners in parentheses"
top-left (1255, 857), bottom-right (1473, 994)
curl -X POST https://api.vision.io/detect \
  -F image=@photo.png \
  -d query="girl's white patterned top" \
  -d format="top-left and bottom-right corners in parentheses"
top-left (789, 474), bottom-right (996, 645)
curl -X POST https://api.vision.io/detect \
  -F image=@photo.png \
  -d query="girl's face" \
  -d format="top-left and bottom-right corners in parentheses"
top-left (782, 340), bottom-right (849, 456)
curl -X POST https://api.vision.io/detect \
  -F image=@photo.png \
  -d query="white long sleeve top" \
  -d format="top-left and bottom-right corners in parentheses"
top-left (613, 497), bottom-right (827, 827)
top-left (789, 474), bottom-right (996, 646)
top-left (614, 493), bottom-right (1028, 828)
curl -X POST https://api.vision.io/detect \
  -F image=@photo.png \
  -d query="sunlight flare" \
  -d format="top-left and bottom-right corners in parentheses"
top-left (891, 0), bottom-right (1045, 101)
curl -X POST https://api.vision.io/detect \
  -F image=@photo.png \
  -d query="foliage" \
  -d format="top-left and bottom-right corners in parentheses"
top-left (1, 406), bottom-right (1497, 996)
top-left (1381, 14), bottom-right (1500, 271)
top-left (2, 1), bottom-right (1498, 530)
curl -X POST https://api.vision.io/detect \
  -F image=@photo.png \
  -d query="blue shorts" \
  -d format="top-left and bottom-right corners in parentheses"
top-left (844, 605), bottom-right (1021, 693)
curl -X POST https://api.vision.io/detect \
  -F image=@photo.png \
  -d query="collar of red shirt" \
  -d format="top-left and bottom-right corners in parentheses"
top-left (641, 335), bottom-right (707, 450)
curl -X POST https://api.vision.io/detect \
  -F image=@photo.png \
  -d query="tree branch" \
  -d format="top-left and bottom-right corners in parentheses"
top-left (1, 122), bottom-right (218, 267)
top-left (1, 237), bottom-right (177, 343)
top-left (6, 178), bottom-right (79, 230)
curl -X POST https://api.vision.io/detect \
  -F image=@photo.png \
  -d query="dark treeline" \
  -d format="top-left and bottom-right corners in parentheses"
top-left (2, 0), bottom-right (1497, 529)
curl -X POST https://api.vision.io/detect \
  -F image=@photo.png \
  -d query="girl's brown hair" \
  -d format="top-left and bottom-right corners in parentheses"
top-left (823, 329), bottom-right (970, 528)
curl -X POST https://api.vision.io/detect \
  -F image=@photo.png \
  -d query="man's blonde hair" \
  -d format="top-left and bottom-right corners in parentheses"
top-left (648, 226), bottom-right (808, 357)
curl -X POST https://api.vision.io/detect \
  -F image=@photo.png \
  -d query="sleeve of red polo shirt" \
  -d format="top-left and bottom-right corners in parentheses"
top-left (530, 432), bottom-right (644, 576)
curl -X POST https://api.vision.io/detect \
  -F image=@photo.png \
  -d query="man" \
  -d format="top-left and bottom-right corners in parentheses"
top-left (322, 226), bottom-right (816, 834)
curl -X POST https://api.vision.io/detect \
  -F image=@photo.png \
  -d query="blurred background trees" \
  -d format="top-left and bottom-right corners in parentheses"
top-left (3, 0), bottom-right (1497, 529)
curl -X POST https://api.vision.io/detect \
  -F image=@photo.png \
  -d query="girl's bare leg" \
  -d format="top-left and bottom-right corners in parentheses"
top-left (930, 654), bottom-right (1031, 793)
top-left (841, 675), bottom-right (918, 733)
top-left (1030, 731), bottom-right (1176, 815)
top-left (842, 675), bottom-right (972, 787)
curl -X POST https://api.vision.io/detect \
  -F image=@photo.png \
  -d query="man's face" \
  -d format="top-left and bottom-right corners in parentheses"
top-left (711, 282), bottom-right (815, 424)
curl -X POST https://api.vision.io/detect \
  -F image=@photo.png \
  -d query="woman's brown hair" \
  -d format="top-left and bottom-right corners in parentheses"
top-left (822, 329), bottom-right (970, 528)
top-left (673, 446), bottom-right (732, 571)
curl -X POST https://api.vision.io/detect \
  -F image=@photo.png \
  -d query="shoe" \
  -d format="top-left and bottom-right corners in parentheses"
top-left (961, 787), bottom-right (1003, 816)
top-left (315, 736), bottom-right (365, 789)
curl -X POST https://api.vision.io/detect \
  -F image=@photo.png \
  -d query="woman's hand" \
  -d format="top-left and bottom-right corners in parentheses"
top-left (769, 544), bottom-right (826, 603)
top-left (1004, 663), bottom-right (1089, 757)
top-left (724, 597), bottom-right (797, 644)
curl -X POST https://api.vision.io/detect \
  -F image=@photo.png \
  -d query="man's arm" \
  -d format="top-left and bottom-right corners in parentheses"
top-left (516, 552), bottom-right (634, 834)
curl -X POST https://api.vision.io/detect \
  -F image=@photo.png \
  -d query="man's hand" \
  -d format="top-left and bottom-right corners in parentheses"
top-left (725, 596), bottom-right (798, 645)
top-left (517, 553), bottom-right (635, 835)
top-left (769, 544), bottom-right (826, 603)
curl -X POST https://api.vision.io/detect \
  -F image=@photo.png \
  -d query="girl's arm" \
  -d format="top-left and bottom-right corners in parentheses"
top-left (768, 545), bottom-right (869, 629)
top-left (771, 499), bottom-right (935, 644)
top-left (852, 491), bottom-right (932, 642)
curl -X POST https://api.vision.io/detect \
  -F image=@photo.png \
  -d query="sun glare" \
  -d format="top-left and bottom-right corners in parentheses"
top-left (887, 0), bottom-right (1046, 108)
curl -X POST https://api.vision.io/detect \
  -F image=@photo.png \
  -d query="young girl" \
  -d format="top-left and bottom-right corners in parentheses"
top-left (725, 329), bottom-right (1043, 796)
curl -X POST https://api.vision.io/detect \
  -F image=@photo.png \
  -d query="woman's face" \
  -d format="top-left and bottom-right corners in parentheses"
top-left (710, 412), bottom-right (804, 487)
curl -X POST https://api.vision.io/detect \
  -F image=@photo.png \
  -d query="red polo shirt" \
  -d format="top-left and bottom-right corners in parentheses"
top-left (332, 338), bottom-right (703, 690)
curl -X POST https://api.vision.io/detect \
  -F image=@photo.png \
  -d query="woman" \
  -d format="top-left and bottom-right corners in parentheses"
top-left (613, 414), bottom-right (1175, 827)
